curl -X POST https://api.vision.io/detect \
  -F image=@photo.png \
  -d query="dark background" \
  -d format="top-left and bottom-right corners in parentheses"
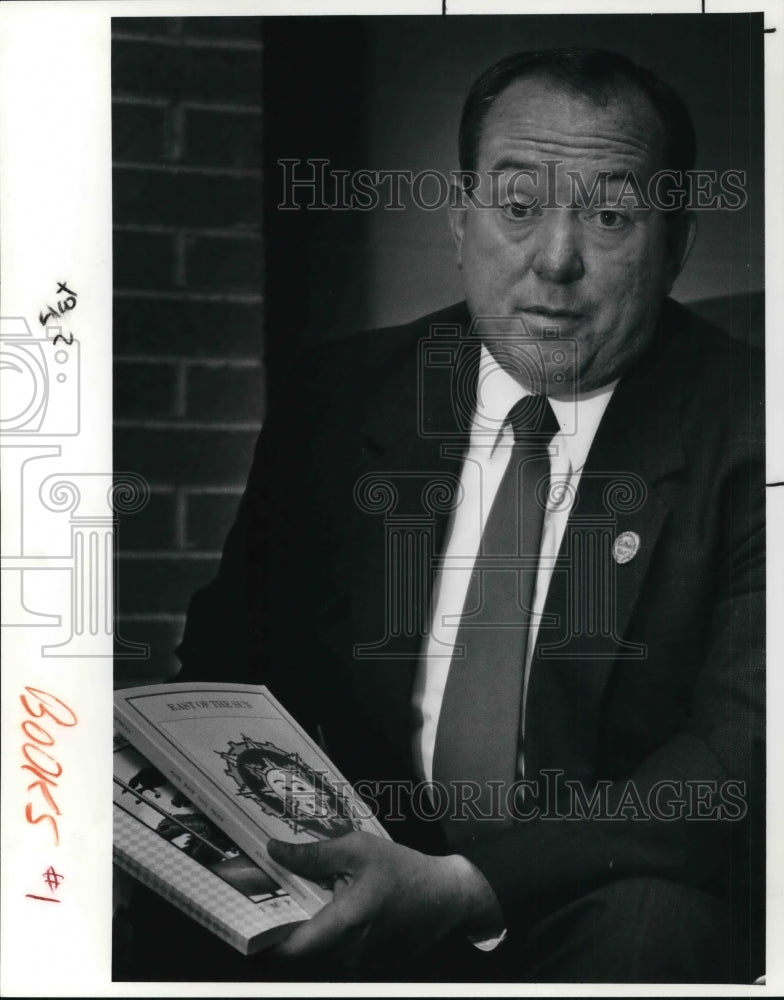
top-left (113, 13), bottom-right (764, 685)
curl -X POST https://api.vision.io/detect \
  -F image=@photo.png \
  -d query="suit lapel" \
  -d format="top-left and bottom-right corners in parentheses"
top-left (525, 319), bottom-right (687, 781)
top-left (344, 308), bottom-right (478, 773)
top-left (335, 301), bottom-right (688, 781)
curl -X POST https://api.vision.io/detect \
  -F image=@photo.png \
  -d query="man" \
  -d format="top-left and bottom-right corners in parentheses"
top-left (174, 48), bottom-right (764, 982)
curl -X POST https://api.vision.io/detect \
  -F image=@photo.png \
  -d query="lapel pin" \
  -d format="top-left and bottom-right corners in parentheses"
top-left (613, 531), bottom-right (640, 565)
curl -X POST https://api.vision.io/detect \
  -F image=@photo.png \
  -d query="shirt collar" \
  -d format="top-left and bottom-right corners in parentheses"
top-left (472, 343), bottom-right (617, 472)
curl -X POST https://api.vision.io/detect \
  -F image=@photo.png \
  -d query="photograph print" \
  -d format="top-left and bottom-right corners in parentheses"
top-left (111, 11), bottom-right (765, 986)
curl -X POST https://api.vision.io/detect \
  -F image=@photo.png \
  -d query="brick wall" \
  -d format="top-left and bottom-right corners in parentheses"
top-left (112, 16), bottom-right (263, 685)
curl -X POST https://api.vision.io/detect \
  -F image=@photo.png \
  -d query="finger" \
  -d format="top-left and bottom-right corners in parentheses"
top-left (268, 832), bottom-right (369, 881)
top-left (272, 897), bottom-right (365, 960)
top-left (267, 838), bottom-right (343, 881)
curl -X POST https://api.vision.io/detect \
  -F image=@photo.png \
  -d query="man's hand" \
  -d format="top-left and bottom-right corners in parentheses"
top-left (266, 832), bottom-right (503, 966)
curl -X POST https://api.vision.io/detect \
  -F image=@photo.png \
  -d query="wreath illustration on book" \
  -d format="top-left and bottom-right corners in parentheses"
top-left (217, 735), bottom-right (362, 837)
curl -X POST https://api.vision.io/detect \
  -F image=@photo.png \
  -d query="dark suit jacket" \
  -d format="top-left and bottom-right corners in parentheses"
top-left (177, 297), bottom-right (764, 943)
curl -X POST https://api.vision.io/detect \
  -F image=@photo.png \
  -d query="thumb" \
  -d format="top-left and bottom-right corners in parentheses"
top-left (267, 838), bottom-right (340, 881)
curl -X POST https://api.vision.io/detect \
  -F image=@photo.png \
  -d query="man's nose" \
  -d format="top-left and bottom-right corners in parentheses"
top-left (531, 210), bottom-right (584, 284)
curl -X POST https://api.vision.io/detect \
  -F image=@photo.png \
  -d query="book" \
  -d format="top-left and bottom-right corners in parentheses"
top-left (113, 681), bottom-right (390, 947)
top-left (113, 733), bottom-right (309, 954)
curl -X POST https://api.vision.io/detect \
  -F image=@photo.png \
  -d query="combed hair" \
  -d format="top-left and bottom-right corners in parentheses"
top-left (459, 48), bottom-right (697, 177)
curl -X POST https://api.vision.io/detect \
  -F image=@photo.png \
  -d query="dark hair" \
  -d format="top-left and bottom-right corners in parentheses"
top-left (458, 48), bottom-right (696, 177)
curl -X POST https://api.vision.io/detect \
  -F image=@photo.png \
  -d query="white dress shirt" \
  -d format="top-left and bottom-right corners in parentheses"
top-left (412, 344), bottom-right (617, 785)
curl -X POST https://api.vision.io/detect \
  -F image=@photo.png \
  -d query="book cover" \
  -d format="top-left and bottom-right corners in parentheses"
top-left (113, 734), bottom-right (309, 955)
top-left (114, 682), bottom-right (389, 916)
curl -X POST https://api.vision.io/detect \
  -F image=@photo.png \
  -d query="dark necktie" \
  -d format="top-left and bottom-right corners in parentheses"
top-left (432, 395), bottom-right (559, 845)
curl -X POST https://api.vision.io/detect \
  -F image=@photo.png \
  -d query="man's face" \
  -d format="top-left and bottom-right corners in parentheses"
top-left (267, 768), bottom-right (323, 817)
top-left (451, 76), bottom-right (693, 396)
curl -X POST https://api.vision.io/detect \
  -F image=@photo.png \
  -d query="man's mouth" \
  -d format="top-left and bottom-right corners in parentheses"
top-left (522, 305), bottom-right (585, 319)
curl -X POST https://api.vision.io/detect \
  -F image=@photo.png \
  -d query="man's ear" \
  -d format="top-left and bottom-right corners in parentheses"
top-left (664, 211), bottom-right (697, 292)
top-left (449, 182), bottom-right (467, 269)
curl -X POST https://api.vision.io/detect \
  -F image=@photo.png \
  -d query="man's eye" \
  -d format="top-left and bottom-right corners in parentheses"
top-left (500, 200), bottom-right (539, 221)
top-left (588, 210), bottom-right (630, 230)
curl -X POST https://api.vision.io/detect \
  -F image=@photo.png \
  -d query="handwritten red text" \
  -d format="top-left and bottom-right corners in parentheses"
top-left (20, 687), bottom-right (78, 846)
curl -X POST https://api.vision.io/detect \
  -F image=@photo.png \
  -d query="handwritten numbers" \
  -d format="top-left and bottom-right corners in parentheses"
top-left (25, 866), bottom-right (65, 903)
top-left (38, 281), bottom-right (79, 345)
